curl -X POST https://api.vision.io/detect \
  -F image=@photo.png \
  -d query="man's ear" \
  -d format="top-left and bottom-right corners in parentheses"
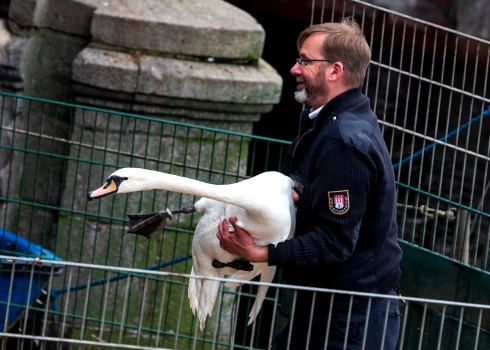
top-left (328, 62), bottom-right (345, 82)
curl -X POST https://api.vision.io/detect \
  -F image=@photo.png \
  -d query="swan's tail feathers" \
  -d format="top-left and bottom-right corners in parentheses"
top-left (247, 266), bottom-right (277, 326)
top-left (188, 267), bottom-right (220, 332)
top-left (224, 265), bottom-right (262, 288)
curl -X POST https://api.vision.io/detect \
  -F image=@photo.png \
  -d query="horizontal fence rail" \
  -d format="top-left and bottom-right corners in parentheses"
top-left (1, 256), bottom-right (490, 349)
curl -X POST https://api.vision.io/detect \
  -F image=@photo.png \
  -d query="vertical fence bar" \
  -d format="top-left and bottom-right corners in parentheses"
top-left (436, 305), bottom-right (446, 349)
top-left (80, 268), bottom-right (93, 343)
top-left (417, 303), bottom-right (428, 349)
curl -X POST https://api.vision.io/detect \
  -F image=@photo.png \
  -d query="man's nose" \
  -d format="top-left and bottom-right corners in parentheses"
top-left (290, 62), bottom-right (301, 76)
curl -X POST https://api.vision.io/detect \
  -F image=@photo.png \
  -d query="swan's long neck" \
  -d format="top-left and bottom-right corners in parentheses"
top-left (129, 169), bottom-right (247, 206)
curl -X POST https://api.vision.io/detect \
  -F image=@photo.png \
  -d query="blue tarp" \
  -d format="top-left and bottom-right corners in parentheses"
top-left (0, 228), bottom-right (62, 330)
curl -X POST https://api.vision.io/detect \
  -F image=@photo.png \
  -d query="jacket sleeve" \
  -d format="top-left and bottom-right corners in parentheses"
top-left (268, 141), bottom-right (376, 267)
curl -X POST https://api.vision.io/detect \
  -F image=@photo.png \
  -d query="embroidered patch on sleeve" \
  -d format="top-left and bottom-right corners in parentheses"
top-left (328, 190), bottom-right (350, 215)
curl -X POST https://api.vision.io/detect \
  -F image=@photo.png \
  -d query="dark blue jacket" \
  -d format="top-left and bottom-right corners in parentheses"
top-left (268, 88), bottom-right (402, 295)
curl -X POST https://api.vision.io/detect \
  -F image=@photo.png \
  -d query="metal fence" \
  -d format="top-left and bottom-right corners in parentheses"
top-left (0, 90), bottom-right (488, 348)
top-left (314, 0), bottom-right (490, 270)
top-left (0, 92), bottom-right (294, 349)
top-left (0, 0), bottom-right (489, 349)
top-left (2, 256), bottom-right (489, 349)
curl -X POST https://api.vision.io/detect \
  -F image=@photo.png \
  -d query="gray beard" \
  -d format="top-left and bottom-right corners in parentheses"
top-left (294, 89), bottom-right (307, 104)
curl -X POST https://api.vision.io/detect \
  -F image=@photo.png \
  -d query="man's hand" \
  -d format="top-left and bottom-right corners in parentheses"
top-left (216, 216), bottom-right (268, 262)
top-left (292, 189), bottom-right (299, 202)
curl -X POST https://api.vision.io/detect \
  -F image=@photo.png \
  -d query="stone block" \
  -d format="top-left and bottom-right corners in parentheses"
top-left (22, 28), bottom-right (88, 100)
top-left (138, 56), bottom-right (282, 104)
top-left (8, 0), bottom-right (36, 28)
top-left (72, 47), bottom-right (139, 93)
top-left (33, 0), bottom-right (99, 37)
top-left (72, 48), bottom-right (282, 105)
top-left (91, 0), bottom-right (265, 60)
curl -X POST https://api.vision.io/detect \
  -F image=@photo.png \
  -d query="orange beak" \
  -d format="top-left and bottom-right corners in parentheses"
top-left (87, 179), bottom-right (118, 201)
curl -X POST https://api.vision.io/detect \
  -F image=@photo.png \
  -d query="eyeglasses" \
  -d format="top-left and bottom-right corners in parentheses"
top-left (296, 58), bottom-right (333, 66)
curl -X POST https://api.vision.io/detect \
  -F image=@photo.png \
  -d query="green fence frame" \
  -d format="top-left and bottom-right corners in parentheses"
top-left (1, 92), bottom-right (489, 349)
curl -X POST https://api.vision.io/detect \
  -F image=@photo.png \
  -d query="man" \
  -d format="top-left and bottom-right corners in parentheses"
top-left (217, 17), bottom-right (402, 349)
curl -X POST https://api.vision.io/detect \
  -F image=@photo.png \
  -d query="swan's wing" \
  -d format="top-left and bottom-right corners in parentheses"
top-left (188, 266), bottom-right (221, 332)
top-left (248, 265), bottom-right (277, 325)
top-left (189, 198), bottom-right (240, 331)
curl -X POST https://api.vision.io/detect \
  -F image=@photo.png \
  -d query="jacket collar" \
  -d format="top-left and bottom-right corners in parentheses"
top-left (317, 88), bottom-right (365, 119)
top-left (298, 88), bottom-right (365, 135)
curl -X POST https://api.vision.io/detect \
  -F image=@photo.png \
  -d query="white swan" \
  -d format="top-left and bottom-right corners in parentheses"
top-left (87, 167), bottom-right (296, 331)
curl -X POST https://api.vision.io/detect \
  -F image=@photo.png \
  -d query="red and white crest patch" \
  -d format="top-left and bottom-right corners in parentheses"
top-left (328, 190), bottom-right (350, 215)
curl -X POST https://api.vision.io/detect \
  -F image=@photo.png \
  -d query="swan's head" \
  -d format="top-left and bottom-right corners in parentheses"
top-left (87, 168), bottom-right (153, 200)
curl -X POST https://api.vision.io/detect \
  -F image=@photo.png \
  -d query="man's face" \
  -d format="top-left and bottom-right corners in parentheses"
top-left (290, 33), bottom-right (330, 109)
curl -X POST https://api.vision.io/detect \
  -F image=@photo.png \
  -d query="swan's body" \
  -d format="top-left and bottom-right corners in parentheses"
top-left (88, 168), bottom-right (296, 331)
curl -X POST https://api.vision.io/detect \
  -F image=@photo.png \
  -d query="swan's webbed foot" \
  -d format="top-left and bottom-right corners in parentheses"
top-left (127, 211), bottom-right (170, 239)
top-left (212, 258), bottom-right (254, 272)
top-left (127, 205), bottom-right (196, 239)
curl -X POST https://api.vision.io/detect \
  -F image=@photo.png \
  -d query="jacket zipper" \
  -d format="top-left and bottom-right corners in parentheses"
top-left (291, 129), bottom-right (311, 161)
top-left (291, 114), bottom-right (319, 161)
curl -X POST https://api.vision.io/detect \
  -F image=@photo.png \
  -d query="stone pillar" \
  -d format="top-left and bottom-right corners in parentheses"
top-left (0, 0), bottom-right (95, 251)
top-left (63, 0), bottom-right (282, 251)
top-left (61, 0), bottom-right (282, 339)
top-left (0, 0), bottom-right (282, 341)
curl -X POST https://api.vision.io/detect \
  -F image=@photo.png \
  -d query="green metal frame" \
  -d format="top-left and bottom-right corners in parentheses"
top-left (1, 92), bottom-right (489, 349)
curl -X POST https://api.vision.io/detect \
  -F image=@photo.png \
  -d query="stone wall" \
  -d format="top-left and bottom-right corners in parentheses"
top-left (0, 0), bottom-right (89, 252)
top-left (0, 0), bottom-right (282, 246)
top-left (0, 0), bottom-right (282, 337)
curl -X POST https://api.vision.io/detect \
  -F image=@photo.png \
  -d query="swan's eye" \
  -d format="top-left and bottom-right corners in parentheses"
top-left (124, 177), bottom-right (128, 180)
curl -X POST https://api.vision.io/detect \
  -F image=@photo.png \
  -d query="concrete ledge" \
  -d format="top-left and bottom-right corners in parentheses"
top-left (72, 47), bottom-right (283, 104)
top-left (138, 55), bottom-right (282, 104)
top-left (90, 0), bottom-right (265, 60)
top-left (72, 47), bottom-right (139, 92)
